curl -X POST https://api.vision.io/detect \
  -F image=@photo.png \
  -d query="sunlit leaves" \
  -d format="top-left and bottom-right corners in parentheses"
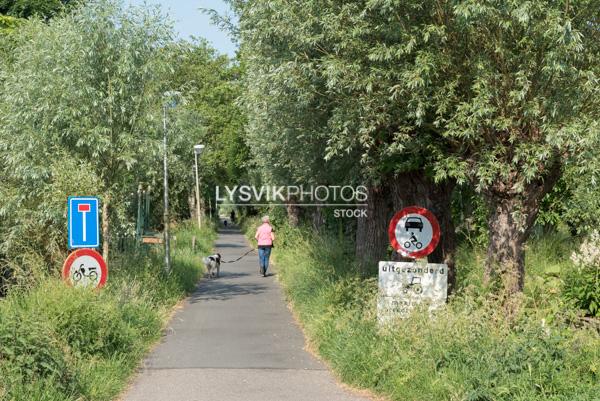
top-left (0, 0), bottom-right (172, 271)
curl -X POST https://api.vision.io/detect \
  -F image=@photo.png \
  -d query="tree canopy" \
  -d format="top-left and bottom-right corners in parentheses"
top-left (1, 0), bottom-right (172, 276)
top-left (231, 0), bottom-right (600, 296)
top-left (0, 0), bottom-right (247, 287)
top-left (0, 0), bottom-right (78, 18)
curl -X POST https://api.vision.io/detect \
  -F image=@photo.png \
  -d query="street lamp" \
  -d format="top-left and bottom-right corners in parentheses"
top-left (194, 144), bottom-right (205, 228)
top-left (162, 90), bottom-right (181, 273)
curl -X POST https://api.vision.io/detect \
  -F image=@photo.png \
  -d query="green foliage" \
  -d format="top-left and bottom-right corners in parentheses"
top-left (0, 0), bottom-right (79, 19)
top-left (564, 232), bottom-right (600, 317)
top-left (540, 162), bottom-right (600, 235)
top-left (1, 0), bottom-right (172, 194)
top-left (455, 229), bottom-right (583, 319)
top-left (0, 223), bottom-right (216, 401)
top-left (0, 311), bottom-right (73, 391)
top-left (0, 14), bottom-right (20, 33)
top-left (233, 1), bottom-right (368, 188)
top-left (0, 0), bottom-right (172, 285)
top-left (232, 0), bottom-right (600, 294)
top-left (0, 157), bottom-right (101, 289)
top-left (0, 0), bottom-right (243, 294)
top-left (416, 2), bottom-right (600, 286)
top-left (423, 0), bottom-right (600, 188)
top-left (564, 268), bottom-right (600, 317)
top-left (452, 185), bottom-right (489, 246)
top-left (165, 39), bottom-right (248, 215)
top-left (0, 15), bottom-right (22, 81)
top-left (268, 224), bottom-right (600, 401)
top-left (233, 0), bottom-right (600, 190)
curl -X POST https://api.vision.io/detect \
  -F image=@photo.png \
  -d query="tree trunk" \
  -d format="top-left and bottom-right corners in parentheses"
top-left (286, 195), bottom-right (300, 227)
top-left (188, 192), bottom-right (196, 221)
top-left (390, 171), bottom-right (457, 294)
top-left (484, 160), bottom-right (561, 296)
top-left (484, 197), bottom-right (528, 294)
top-left (0, 260), bottom-right (9, 297)
top-left (355, 184), bottom-right (393, 275)
top-left (102, 194), bottom-right (110, 261)
top-left (355, 172), bottom-right (456, 282)
top-left (199, 197), bottom-right (206, 223)
top-left (312, 203), bottom-right (325, 231)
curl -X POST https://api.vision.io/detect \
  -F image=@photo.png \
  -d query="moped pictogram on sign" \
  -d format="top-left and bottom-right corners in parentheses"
top-left (62, 248), bottom-right (107, 289)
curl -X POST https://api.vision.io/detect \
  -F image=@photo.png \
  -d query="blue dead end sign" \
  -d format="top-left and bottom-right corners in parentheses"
top-left (68, 197), bottom-right (100, 249)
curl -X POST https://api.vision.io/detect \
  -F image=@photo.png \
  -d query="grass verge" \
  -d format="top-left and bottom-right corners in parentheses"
top-left (0, 221), bottom-right (216, 401)
top-left (248, 218), bottom-right (600, 401)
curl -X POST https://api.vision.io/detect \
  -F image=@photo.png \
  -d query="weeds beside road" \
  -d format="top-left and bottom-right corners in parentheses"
top-left (0, 222), bottom-right (215, 401)
top-left (256, 220), bottom-right (599, 401)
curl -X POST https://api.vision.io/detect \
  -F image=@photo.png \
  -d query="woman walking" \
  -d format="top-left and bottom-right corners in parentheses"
top-left (255, 216), bottom-right (275, 277)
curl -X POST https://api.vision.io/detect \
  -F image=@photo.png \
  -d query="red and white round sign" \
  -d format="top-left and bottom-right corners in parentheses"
top-left (62, 248), bottom-right (108, 289)
top-left (388, 206), bottom-right (440, 258)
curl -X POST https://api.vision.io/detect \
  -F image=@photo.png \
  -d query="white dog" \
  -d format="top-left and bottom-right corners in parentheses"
top-left (202, 253), bottom-right (221, 278)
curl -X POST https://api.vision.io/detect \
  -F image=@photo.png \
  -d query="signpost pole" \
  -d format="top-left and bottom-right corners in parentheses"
top-left (194, 152), bottom-right (202, 228)
top-left (193, 144), bottom-right (205, 229)
top-left (163, 104), bottom-right (171, 273)
top-left (136, 184), bottom-right (143, 242)
top-left (145, 186), bottom-right (151, 233)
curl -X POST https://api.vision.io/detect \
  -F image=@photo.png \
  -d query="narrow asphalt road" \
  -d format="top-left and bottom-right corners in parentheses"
top-left (121, 224), bottom-right (370, 401)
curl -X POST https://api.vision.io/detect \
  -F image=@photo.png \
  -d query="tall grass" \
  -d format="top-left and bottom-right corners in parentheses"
top-left (260, 220), bottom-right (600, 401)
top-left (0, 221), bottom-right (216, 401)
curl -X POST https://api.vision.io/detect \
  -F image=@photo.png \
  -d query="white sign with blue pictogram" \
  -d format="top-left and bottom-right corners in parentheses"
top-left (68, 197), bottom-right (100, 249)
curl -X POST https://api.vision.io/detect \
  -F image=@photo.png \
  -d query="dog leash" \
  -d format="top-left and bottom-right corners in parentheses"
top-left (220, 248), bottom-right (256, 263)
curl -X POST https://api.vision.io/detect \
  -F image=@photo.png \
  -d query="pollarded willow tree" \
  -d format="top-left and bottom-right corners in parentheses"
top-left (406, 0), bottom-right (600, 296)
top-left (242, 41), bottom-right (358, 226)
top-left (232, 0), bottom-right (458, 281)
top-left (0, 0), bottom-right (173, 262)
top-left (235, 0), bottom-right (361, 228)
top-left (232, 0), bottom-right (600, 300)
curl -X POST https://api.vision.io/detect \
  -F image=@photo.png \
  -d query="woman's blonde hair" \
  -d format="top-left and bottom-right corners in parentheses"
top-left (261, 215), bottom-right (270, 223)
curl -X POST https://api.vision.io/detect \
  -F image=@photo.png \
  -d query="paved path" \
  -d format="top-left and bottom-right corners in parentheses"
top-left (122, 225), bottom-right (370, 401)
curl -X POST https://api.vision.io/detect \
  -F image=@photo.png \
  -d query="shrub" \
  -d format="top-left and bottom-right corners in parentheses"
top-left (0, 304), bottom-right (74, 392)
top-left (271, 223), bottom-right (600, 401)
top-left (0, 222), bottom-right (215, 401)
top-left (566, 232), bottom-right (600, 317)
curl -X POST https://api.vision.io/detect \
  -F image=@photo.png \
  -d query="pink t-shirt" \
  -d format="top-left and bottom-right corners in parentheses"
top-left (255, 223), bottom-right (274, 246)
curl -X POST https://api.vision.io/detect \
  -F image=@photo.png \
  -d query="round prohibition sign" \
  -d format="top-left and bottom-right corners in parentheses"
top-left (62, 248), bottom-right (108, 289)
top-left (388, 206), bottom-right (441, 258)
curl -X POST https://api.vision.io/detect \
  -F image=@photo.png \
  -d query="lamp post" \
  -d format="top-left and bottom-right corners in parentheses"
top-left (162, 90), bottom-right (181, 273)
top-left (194, 144), bottom-right (205, 228)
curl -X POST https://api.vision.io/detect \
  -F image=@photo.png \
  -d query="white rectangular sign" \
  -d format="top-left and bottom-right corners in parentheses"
top-left (378, 261), bottom-right (448, 323)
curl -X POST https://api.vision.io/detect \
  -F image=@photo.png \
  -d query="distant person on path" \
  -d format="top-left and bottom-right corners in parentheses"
top-left (255, 215), bottom-right (275, 277)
